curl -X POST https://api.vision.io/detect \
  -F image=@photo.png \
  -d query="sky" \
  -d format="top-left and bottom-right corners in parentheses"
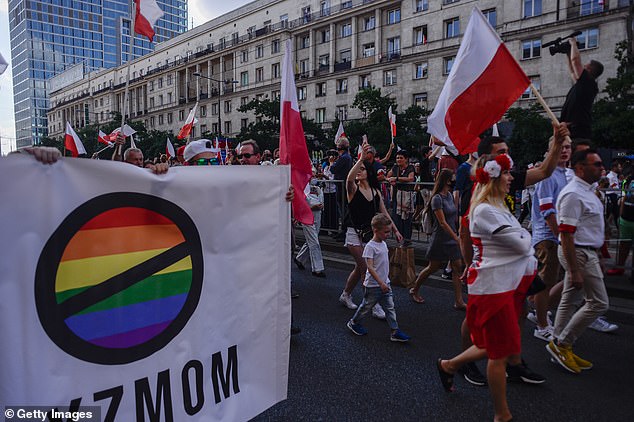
top-left (0, 0), bottom-right (253, 154)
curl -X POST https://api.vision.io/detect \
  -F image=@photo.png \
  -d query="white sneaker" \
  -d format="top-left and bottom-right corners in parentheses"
top-left (372, 303), bottom-right (386, 320)
top-left (533, 325), bottom-right (554, 342)
top-left (527, 310), bottom-right (553, 326)
top-left (339, 292), bottom-right (358, 310)
top-left (589, 317), bottom-right (618, 333)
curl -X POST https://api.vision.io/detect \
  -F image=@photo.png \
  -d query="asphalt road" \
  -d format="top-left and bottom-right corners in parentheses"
top-left (253, 264), bottom-right (634, 422)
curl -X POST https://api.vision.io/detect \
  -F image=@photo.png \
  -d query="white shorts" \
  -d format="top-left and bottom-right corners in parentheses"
top-left (344, 227), bottom-right (364, 247)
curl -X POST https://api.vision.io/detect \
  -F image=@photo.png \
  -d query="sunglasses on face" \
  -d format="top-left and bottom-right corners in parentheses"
top-left (193, 158), bottom-right (215, 166)
top-left (237, 153), bottom-right (254, 159)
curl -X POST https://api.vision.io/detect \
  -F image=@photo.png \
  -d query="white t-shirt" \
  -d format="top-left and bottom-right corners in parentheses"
top-left (362, 239), bottom-right (391, 288)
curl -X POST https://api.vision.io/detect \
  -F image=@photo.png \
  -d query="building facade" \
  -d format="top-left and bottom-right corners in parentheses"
top-left (9, 0), bottom-right (188, 148)
top-left (47, 0), bottom-right (632, 145)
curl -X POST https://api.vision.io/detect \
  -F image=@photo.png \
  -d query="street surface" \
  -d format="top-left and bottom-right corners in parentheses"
top-left (254, 264), bottom-right (634, 421)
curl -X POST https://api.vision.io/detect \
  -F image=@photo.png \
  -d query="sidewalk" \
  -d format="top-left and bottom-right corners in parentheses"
top-left (294, 228), bottom-right (634, 324)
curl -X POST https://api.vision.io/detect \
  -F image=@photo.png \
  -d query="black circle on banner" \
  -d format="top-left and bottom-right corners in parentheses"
top-left (34, 193), bottom-right (204, 365)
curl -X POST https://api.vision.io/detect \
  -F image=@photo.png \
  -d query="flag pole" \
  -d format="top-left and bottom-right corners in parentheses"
top-left (95, 144), bottom-right (115, 155)
top-left (529, 84), bottom-right (560, 125)
top-left (116, 1), bottom-right (136, 159)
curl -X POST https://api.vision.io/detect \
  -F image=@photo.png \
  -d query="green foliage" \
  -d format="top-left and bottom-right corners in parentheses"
top-left (592, 41), bottom-right (634, 149)
top-left (505, 104), bottom-right (552, 167)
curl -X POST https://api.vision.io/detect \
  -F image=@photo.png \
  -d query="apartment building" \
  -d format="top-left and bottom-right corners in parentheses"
top-left (46, 0), bottom-right (632, 142)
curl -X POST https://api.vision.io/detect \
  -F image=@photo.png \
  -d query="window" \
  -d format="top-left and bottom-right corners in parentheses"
top-left (240, 71), bottom-right (249, 86)
top-left (319, 54), bottom-right (330, 68)
top-left (444, 56), bottom-right (456, 75)
top-left (212, 123), bottom-right (219, 134)
top-left (212, 103), bottom-right (219, 115)
top-left (336, 79), bottom-right (348, 94)
top-left (200, 105), bottom-right (207, 117)
top-left (483, 8), bottom-right (497, 27)
top-left (272, 63), bottom-right (280, 79)
top-left (149, 97), bottom-right (155, 108)
top-left (384, 69), bottom-right (397, 86)
top-left (302, 6), bottom-right (311, 23)
top-left (413, 93), bottom-right (428, 109)
top-left (167, 113), bottom-right (173, 124)
top-left (363, 43), bottom-right (375, 58)
top-left (159, 95), bottom-right (164, 106)
top-left (577, 28), bottom-right (599, 50)
top-left (272, 39), bottom-right (280, 53)
top-left (300, 59), bottom-right (310, 76)
top-left (224, 121), bottom-right (232, 134)
top-left (241, 118), bottom-right (248, 129)
top-left (580, 0), bottom-right (604, 16)
top-left (522, 39), bottom-right (541, 59)
top-left (336, 105), bottom-right (348, 121)
top-left (414, 62), bottom-right (428, 79)
top-left (298, 86), bottom-right (307, 100)
top-left (445, 18), bottom-right (460, 38)
top-left (272, 90), bottom-right (281, 100)
top-left (341, 23), bottom-right (352, 38)
top-left (388, 9), bottom-right (401, 24)
top-left (321, 29), bottom-right (330, 43)
top-left (300, 34), bottom-right (310, 49)
top-left (150, 116), bottom-right (155, 127)
top-left (158, 78), bottom-right (163, 88)
top-left (241, 50), bottom-right (248, 63)
top-left (388, 37), bottom-right (401, 59)
top-left (360, 74), bottom-right (371, 89)
top-left (316, 82), bottom-right (327, 97)
top-left (241, 96), bottom-right (249, 106)
top-left (364, 16), bottom-right (375, 31)
top-left (522, 76), bottom-right (540, 99)
top-left (340, 50), bottom-right (351, 63)
top-left (224, 100), bottom-right (232, 113)
top-left (256, 67), bottom-right (264, 82)
top-left (167, 75), bottom-right (173, 85)
top-left (523, 0), bottom-right (542, 18)
top-left (414, 26), bottom-right (428, 45)
top-left (315, 108), bottom-right (326, 123)
top-left (149, 80), bottom-right (154, 91)
top-left (320, 1), bottom-right (330, 17)
top-left (415, 0), bottom-right (429, 12)
top-left (256, 44), bottom-right (264, 58)
top-left (200, 124), bottom-right (207, 134)
top-left (341, 1), bottom-right (352, 9)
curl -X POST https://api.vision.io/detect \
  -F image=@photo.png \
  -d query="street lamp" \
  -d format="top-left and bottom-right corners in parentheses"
top-left (192, 72), bottom-right (238, 139)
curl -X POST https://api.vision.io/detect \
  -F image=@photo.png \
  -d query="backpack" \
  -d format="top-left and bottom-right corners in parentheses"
top-left (421, 208), bottom-right (433, 235)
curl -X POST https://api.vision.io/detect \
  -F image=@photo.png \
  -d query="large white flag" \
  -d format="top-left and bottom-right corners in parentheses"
top-left (0, 156), bottom-right (291, 421)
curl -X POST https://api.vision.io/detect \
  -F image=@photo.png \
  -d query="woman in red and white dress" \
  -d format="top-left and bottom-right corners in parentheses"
top-left (436, 154), bottom-right (537, 422)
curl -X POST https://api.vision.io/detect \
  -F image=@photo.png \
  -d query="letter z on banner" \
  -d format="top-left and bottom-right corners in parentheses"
top-left (0, 155), bottom-right (291, 421)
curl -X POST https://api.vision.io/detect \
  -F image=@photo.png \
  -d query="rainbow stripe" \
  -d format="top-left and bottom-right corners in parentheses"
top-left (55, 207), bottom-right (193, 348)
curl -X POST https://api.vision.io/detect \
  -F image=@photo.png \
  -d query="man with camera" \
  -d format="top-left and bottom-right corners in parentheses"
top-left (559, 38), bottom-right (604, 141)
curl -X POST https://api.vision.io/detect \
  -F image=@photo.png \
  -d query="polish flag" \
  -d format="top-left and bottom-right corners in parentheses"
top-left (98, 130), bottom-right (113, 146)
top-left (166, 138), bottom-right (175, 158)
top-left (357, 145), bottom-right (362, 160)
top-left (64, 122), bottom-right (86, 157)
top-left (427, 8), bottom-right (529, 155)
top-left (177, 103), bottom-right (198, 140)
top-left (134, 0), bottom-right (163, 42)
top-left (215, 138), bottom-right (224, 165)
top-left (388, 106), bottom-right (397, 138)
top-left (279, 39), bottom-right (314, 226)
top-left (334, 121), bottom-right (346, 144)
top-left (110, 124), bottom-right (137, 139)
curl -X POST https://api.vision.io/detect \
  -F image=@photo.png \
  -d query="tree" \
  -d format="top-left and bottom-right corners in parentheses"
top-left (505, 104), bottom-right (552, 168)
top-left (592, 41), bottom-right (634, 149)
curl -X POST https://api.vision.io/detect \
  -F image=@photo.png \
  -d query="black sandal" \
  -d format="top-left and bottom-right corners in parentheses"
top-left (437, 358), bottom-right (455, 392)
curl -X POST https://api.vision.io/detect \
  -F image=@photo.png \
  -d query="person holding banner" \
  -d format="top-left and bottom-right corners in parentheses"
top-left (437, 154), bottom-right (538, 422)
top-left (339, 140), bottom-right (402, 314)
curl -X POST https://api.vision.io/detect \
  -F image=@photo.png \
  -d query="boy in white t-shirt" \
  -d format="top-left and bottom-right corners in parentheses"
top-left (347, 214), bottom-right (411, 342)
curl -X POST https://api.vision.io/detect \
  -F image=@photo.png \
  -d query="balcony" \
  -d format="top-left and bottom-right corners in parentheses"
top-left (334, 61), bottom-right (352, 72)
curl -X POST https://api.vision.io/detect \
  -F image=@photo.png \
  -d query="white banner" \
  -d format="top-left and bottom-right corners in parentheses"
top-left (0, 156), bottom-right (291, 421)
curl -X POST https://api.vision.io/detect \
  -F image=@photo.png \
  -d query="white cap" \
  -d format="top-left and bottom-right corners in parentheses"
top-left (183, 139), bottom-right (219, 162)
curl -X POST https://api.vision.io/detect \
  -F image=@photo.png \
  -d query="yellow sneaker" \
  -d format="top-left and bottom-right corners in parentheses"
top-left (572, 351), bottom-right (593, 370)
top-left (546, 341), bottom-right (580, 374)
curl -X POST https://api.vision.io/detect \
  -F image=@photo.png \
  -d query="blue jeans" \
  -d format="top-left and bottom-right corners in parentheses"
top-left (351, 286), bottom-right (398, 330)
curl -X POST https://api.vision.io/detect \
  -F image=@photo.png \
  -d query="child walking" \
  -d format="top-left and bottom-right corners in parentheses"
top-left (346, 214), bottom-right (411, 342)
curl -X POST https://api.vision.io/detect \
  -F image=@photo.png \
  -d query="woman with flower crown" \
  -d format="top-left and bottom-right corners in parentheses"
top-left (435, 154), bottom-right (538, 422)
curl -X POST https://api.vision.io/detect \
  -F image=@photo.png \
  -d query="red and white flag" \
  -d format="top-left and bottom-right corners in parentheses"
top-left (134, 0), bottom-right (163, 42)
top-left (98, 130), bottom-right (113, 146)
top-left (279, 39), bottom-right (314, 226)
top-left (388, 106), bottom-right (397, 139)
top-left (166, 137), bottom-right (175, 158)
top-left (177, 103), bottom-right (198, 140)
top-left (427, 8), bottom-right (529, 155)
top-left (334, 121), bottom-right (346, 144)
top-left (357, 145), bottom-right (362, 160)
top-left (215, 138), bottom-right (224, 165)
top-left (64, 122), bottom-right (86, 157)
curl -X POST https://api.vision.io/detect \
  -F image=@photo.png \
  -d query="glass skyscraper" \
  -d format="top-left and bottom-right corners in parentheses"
top-left (8, 0), bottom-right (188, 148)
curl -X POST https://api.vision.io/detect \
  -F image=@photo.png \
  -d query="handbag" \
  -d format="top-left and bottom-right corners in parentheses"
top-left (389, 247), bottom-right (416, 288)
top-left (421, 208), bottom-right (433, 235)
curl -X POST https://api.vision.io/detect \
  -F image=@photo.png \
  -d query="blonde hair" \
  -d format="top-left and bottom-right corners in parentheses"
top-left (469, 155), bottom-right (511, 221)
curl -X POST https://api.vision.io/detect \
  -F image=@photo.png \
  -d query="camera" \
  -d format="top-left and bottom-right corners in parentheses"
top-left (542, 31), bottom-right (582, 56)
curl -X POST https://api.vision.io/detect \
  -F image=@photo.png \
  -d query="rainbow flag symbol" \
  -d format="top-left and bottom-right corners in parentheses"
top-left (55, 207), bottom-right (194, 349)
